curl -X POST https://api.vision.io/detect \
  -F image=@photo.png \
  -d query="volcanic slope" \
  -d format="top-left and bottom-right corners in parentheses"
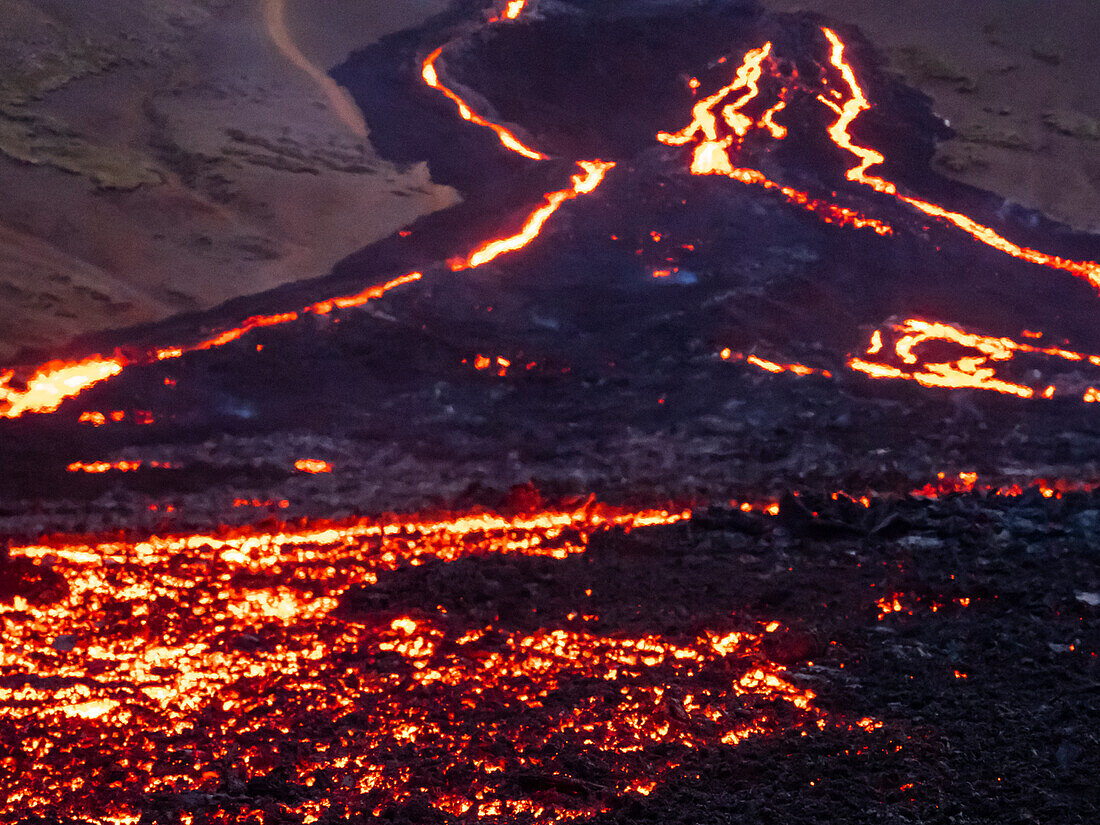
top-left (0, 0), bottom-right (1098, 526)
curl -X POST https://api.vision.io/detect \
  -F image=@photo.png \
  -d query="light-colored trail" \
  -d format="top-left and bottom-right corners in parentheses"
top-left (260, 0), bottom-right (368, 138)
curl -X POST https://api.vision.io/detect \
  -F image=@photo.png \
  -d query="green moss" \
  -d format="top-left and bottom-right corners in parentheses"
top-left (0, 113), bottom-right (162, 190)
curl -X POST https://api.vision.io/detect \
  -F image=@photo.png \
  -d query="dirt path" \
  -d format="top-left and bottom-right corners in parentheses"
top-left (260, 0), bottom-right (368, 138)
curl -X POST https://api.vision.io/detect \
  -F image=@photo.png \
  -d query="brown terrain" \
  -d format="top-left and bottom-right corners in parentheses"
top-left (0, 0), bottom-right (456, 362)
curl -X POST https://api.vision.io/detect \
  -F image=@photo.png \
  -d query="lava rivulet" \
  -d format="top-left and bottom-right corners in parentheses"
top-left (488, 0), bottom-right (531, 24)
top-left (421, 45), bottom-right (545, 161)
top-left (0, 501), bottom-right (843, 824)
top-left (66, 460), bottom-right (176, 474)
top-left (450, 160), bottom-right (615, 270)
top-left (0, 272), bottom-right (423, 421)
top-left (719, 348), bottom-right (833, 378)
top-left (0, 0), bottom-right (597, 421)
top-left (660, 29), bottom-right (1100, 291)
top-left (658, 44), bottom-right (892, 236)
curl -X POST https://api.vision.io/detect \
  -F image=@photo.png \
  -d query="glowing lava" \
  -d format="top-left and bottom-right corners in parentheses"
top-left (0, 501), bottom-right (848, 823)
top-left (451, 160), bottom-right (615, 269)
top-left (849, 318), bottom-right (1100, 399)
top-left (658, 44), bottom-right (891, 235)
top-left (421, 46), bottom-right (546, 161)
top-left (719, 348), bottom-right (833, 378)
top-left (0, 0), bottom-right (597, 421)
top-left (658, 43), bottom-right (774, 155)
top-left (0, 271), bottom-right (425, 421)
top-left (662, 30), bottom-right (1100, 293)
top-left (0, 356), bottom-right (125, 419)
top-left (294, 458), bottom-right (333, 474)
top-left (818, 28), bottom-right (1100, 291)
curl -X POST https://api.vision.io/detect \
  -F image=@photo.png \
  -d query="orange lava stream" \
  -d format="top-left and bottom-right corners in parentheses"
top-left (817, 29), bottom-right (895, 196)
top-left (0, 2), bottom-right (594, 421)
top-left (663, 31), bottom-right (1098, 287)
top-left (849, 318), bottom-right (1100, 400)
top-left (0, 356), bottom-right (125, 419)
top-left (65, 460), bottom-right (175, 473)
top-left (719, 348), bottom-right (833, 378)
top-left (658, 43), bottom-right (774, 151)
top-left (0, 272), bottom-right (423, 421)
top-left (819, 28), bottom-right (1100, 291)
top-left (421, 46), bottom-right (546, 161)
top-left (736, 168), bottom-right (893, 235)
top-left (659, 46), bottom-right (891, 236)
top-left (0, 501), bottom-right (850, 823)
top-left (450, 160), bottom-right (615, 270)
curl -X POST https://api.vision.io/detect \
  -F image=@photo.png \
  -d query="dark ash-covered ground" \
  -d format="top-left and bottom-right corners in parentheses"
top-left (576, 492), bottom-right (1099, 825)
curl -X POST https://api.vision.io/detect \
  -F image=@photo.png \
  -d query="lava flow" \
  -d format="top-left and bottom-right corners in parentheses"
top-left (0, 272), bottom-right (422, 421)
top-left (421, 45), bottom-right (545, 161)
top-left (450, 160), bottom-right (615, 270)
top-left (0, 356), bottom-right (124, 419)
top-left (817, 28), bottom-right (1100, 291)
top-left (0, 1), bottom-right (612, 422)
top-left (0, 500), bottom-right (866, 823)
top-left (657, 42), bottom-right (892, 236)
top-left (661, 28), bottom-right (1100, 291)
top-left (719, 348), bottom-right (833, 378)
top-left (848, 318), bottom-right (1100, 399)
top-left (4, 9), bottom-right (1096, 423)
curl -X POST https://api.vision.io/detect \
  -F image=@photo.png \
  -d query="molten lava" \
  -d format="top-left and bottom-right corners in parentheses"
top-left (660, 29), bottom-right (1100, 294)
top-left (0, 356), bottom-right (125, 419)
top-left (0, 500), bottom-right (865, 823)
top-left (658, 44), bottom-right (891, 235)
top-left (719, 348), bottom-right (833, 378)
top-left (849, 318), bottom-right (1100, 399)
top-left (421, 46), bottom-right (546, 161)
top-left (0, 0), bottom-right (603, 420)
top-left (294, 458), bottom-right (333, 474)
top-left (817, 28), bottom-right (1100, 291)
top-left (451, 160), bottom-right (615, 270)
top-left (4, 12), bottom-right (1096, 424)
